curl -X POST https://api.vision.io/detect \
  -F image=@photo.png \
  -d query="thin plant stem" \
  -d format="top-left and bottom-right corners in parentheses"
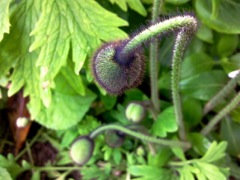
top-left (171, 30), bottom-right (190, 141)
top-left (14, 127), bottom-right (44, 161)
top-left (89, 124), bottom-right (191, 149)
top-left (149, 0), bottom-right (162, 116)
top-left (204, 72), bottom-right (240, 115)
top-left (169, 159), bottom-right (194, 166)
top-left (26, 142), bottom-right (34, 166)
top-left (33, 166), bottom-right (80, 171)
top-left (120, 16), bottom-right (197, 56)
top-left (201, 91), bottom-right (240, 136)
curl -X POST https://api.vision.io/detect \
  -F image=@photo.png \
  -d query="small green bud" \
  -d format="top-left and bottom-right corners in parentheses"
top-left (70, 136), bottom-right (94, 165)
top-left (125, 102), bottom-right (146, 123)
top-left (105, 130), bottom-right (125, 148)
top-left (136, 146), bottom-right (145, 156)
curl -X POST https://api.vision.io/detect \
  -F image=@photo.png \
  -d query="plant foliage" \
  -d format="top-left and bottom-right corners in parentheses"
top-left (1, 0), bottom-right (240, 179)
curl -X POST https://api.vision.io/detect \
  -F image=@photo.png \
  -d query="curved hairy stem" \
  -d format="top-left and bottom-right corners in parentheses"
top-left (89, 124), bottom-right (191, 149)
top-left (204, 72), bottom-right (240, 115)
top-left (120, 15), bottom-right (197, 56)
top-left (201, 91), bottom-right (240, 135)
top-left (171, 30), bottom-right (191, 141)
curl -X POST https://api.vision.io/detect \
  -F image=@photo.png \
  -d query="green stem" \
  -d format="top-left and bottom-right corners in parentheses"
top-left (169, 159), bottom-right (194, 166)
top-left (201, 91), bottom-right (240, 135)
top-left (149, 0), bottom-right (162, 116)
top-left (26, 142), bottom-right (34, 166)
top-left (89, 124), bottom-right (190, 149)
top-left (120, 15), bottom-right (197, 55)
top-left (171, 30), bottom-right (190, 141)
top-left (33, 166), bottom-right (80, 171)
top-left (14, 127), bottom-right (44, 161)
top-left (204, 72), bottom-right (240, 115)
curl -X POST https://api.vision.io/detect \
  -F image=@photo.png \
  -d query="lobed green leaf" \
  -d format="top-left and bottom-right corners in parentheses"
top-left (0, 0), bottom-right (11, 41)
top-left (151, 106), bottom-right (178, 137)
top-left (36, 73), bottom-right (96, 130)
top-left (200, 141), bottom-right (227, 163)
top-left (109, 0), bottom-right (147, 16)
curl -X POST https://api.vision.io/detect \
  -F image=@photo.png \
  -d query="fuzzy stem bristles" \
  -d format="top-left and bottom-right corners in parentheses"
top-left (119, 15), bottom-right (198, 56)
top-left (201, 91), bottom-right (240, 136)
top-left (204, 72), bottom-right (240, 115)
top-left (171, 30), bottom-right (190, 142)
top-left (89, 124), bottom-right (191, 149)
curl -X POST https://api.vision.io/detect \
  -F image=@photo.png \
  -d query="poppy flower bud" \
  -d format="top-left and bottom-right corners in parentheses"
top-left (92, 40), bottom-right (145, 95)
top-left (70, 136), bottom-right (94, 165)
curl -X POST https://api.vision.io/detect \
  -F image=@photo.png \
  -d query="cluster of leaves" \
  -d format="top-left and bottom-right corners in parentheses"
top-left (1, 0), bottom-right (240, 179)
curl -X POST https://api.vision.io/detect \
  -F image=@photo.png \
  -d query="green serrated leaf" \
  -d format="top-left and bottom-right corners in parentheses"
top-left (0, 0), bottom-right (11, 41)
top-left (126, 0), bottom-right (147, 16)
top-left (30, 0), bottom-right (128, 81)
top-left (36, 73), bottom-right (96, 129)
top-left (60, 61), bottom-right (85, 96)
top-left (0, 0), bottom-right (42, 119)
top-left (200, 141), bottom-right (227, 163)
top-left (128, 165), bottom-right (173, 180)
top-left (0, 167), bottom-right (12, 180)
top-left (81, 165), bottom-right (111, 180)
top-left (109, 0), bottom-right (127, 11)
top-left (109, 0), bottom-right (147, 16)
top-left (194, 161), bottom-right (228, 180)
top-left (179, 165), bottom-right (195, 180)
top-left (151, 106), bottom-right (178, 137)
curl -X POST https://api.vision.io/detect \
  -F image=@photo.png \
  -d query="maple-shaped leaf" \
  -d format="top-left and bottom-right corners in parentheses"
top-left (0, 0), bottom-right (11, 41)
top-left (151, 106), bottom-right (178, 137)
top-left (0, 0), bottom-right (128, 129)
top-left (109, 0), bottom-right (147, 16)
top-left (30, 0), bottom-right (128, 81)
top-left (0, 0), bottom-right (42, 118)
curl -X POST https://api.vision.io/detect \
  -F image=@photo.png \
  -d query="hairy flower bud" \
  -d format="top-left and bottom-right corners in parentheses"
top-left (70, 136), bottom-right (94, 165)
top-left (92, 40), bottom-right (145, 95)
